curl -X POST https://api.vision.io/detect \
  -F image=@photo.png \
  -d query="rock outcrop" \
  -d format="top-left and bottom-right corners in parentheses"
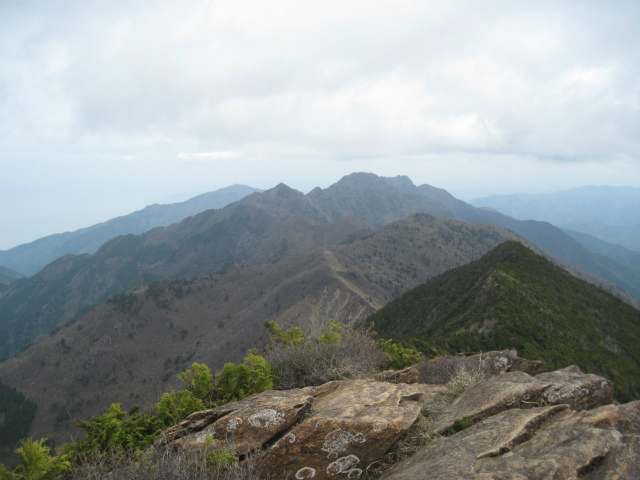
top-left (381, 401), bottom-right (640, 479)
top-left (157, 352), bottom-right (639, 479)
top-left (428, 365), bottom-right (614, 435)
top-left (378, 349), bottom-right (546, 385)
top-left (157, 380), bottom-right (445, 480)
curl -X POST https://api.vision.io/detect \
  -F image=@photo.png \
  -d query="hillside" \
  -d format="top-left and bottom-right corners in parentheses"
top-left (0, 184), bottom-right (258, 276)
top-left (0, 266), bottom-right (22, 296)
top-left (561, 221), bottom-right (640, 252)
top-left (0, 214), bottom-right (515, 447)
top-left (369, 241), bottom-right (640, 402)
top-left (562, 228), bottom-right (640, 271)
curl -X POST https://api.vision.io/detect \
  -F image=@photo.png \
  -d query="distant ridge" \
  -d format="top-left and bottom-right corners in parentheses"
top-left (470, 186), bottom-right (640, 252)
top-left (369, 240), bottom-right (640, 402)
top-left (470, 186), bottom-right (640, 226)
top-left (0, 184), bottom-right (259, 276)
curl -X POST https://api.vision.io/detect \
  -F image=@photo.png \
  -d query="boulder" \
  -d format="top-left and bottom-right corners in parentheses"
top-left (156, 379), bottom-right (445, 479)
top-left (264, 380), bottom-right (445, 479)
top-left (155, 388), bottom-right (315, 454)
top-left (428, 366), bottom-right (614, 435)
top-left (379, 350), bottom-right (545, 385)
top-left (380, 401), bottom-right (640, 480)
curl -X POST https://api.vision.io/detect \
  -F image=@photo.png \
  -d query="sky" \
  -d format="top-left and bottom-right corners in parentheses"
top-left (1, 0), bottom-right (639, 250)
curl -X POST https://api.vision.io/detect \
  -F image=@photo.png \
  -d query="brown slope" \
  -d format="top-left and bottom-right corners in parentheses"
top-left (0, 250), bottom-right (371, 448)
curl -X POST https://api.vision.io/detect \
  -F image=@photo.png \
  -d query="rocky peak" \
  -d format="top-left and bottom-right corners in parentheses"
top-left (157, 351), bottom-right (639, 479)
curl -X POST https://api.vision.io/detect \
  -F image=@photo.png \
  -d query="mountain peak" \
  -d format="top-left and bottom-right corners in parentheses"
top-left (383, 175), bottom-right (416, 191)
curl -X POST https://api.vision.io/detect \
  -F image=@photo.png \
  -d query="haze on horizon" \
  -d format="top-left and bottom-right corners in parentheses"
top-left (1, 0), bottom-right (639, 250)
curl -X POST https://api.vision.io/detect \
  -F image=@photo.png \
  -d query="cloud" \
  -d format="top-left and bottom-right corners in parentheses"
top-left (1, 0), bottom-right (639, 164)
top-left (176, 151), bottom-right (243, 162)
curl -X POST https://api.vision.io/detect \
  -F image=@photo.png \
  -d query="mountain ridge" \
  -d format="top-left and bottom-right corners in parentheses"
top-left (0, 184), bottom-right (259, 276)
top-left (368, 240), bottom-right (640, 402)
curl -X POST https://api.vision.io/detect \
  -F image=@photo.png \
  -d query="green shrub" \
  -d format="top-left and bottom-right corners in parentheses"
top-left (4, 438), bottom-right (70, 479)
top-left (177, 363), bottom-right (213, 399)
top-left (378, 339), bottom-right (423, 370)
top-left (213, 354), bottom-right (273, 404)
top-left (155, 391), bottom-right (204, 427)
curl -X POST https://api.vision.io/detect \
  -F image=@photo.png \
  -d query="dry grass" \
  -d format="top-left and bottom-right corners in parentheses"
top-left (264, 328), bottom-right (387, 389)
top-left (64, 447), bottom-right (273, 480)
top-left (443, 362), bottom-right (485, 398)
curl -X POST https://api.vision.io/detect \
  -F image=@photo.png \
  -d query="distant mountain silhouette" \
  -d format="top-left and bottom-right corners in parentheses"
top-left (471, 186), bottom-right (640, 251)
top-left (0, 184), bottom-right (259, 276)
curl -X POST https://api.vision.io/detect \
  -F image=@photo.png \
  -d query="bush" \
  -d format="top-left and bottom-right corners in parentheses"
top-left (2, 438), bottom-right (71, 479)
top-left (155, 391), bottom-right (204, 427)
top-left (177, 363), bottom-right (213, 399)
top-left (378, 339), bottom-right (423, 370)
top-left (213, 354), bottom-right (273, 404)
top-left (264, 320), bottom-right (387, 389)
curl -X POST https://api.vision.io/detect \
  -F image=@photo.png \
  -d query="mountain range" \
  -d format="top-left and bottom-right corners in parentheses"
top-left (1, 173), bottom-right (639, 361)
top-left (471, 186), bottom-right (640, 251)
top-left (0, 212), bottom-right (516, 448)
top-left (0, 184), bottom-right (259, 277)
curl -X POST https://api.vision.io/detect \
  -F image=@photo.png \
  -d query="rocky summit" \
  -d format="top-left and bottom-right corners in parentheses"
top-left (156, 351), bottom-right (639, 479)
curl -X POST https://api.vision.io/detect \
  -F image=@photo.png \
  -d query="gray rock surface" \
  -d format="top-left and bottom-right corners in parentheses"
top-left (381, 401), bottom-right (640, 480)
top-left (428, 366), bottom-right (614, 435)
top-left (157, 379), bottom-right (444, 479)
top-left (379, 350), bottom-right (545, 385)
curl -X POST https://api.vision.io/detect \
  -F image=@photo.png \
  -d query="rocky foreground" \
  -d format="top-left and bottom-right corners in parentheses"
top-left (156, 351), bottom-right (640, 479)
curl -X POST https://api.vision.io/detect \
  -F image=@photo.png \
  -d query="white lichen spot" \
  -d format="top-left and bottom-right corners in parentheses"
top-left (273, 396), bottom-right (287, 401)
top-left (226, 417), bottom-right (243, 432)
top-left (327, 455), bottom-right (360, 476)
top-left (372, 421), bottom-right (387, 432)
top-left (284, 432), bottom-right (296, 443)
top-left (196, 433), bottom-right (210, 444)
top-left (322, 429), bottom-right (366, 458)
top-left (296, 467), bottom-right (316, 479)
top-left (348, 468), bottom-right (363, 479)
top-left (494, 356), bottom-right (509, 368)
top-left (248, 409), bottom-right (285, 428)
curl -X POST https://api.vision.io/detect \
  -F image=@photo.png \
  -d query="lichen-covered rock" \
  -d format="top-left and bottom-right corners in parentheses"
top-left (156, 361), bottom-right (628, 480)
top-left (380, 401), bottom-right (640, 480)
top-left (379, 350), bottom-right (545, 385)
top-left (428, 366), bottom-right (613, 435)
top-left (535, 365), bottom-right (615, 411)
top-left (264, 380), bottom-right (445, 480)
top-left (155, 379), bottom-right (444, 479)
top-left (154, 389), bottom-right (314, 453)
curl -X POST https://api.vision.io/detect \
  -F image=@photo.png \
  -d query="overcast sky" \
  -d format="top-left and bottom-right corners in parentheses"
top-left (1, 0), bottom-right (639, 250)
